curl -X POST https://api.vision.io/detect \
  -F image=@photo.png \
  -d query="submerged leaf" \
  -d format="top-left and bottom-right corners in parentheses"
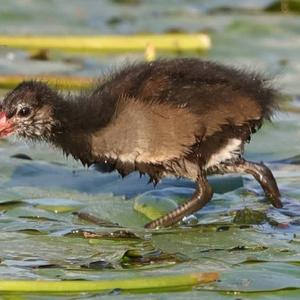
top-left (134, 194), bottom-right (178, 220)
top-left (233, 208), bottom-right (267, 225)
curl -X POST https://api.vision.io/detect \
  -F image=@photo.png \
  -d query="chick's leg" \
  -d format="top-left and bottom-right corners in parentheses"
top-left (144, 171), bottom-right (213, 229)
top-left (208, 159), bottom-right (282, 208)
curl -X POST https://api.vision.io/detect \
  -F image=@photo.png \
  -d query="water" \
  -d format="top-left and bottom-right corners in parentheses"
top-left (0, 0), bottom-right (300, 298)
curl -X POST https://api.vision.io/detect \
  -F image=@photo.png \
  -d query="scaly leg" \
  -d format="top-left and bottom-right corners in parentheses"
top-left (208, 159), bottom-right (282, 208)
top-left (144, 171), bottom-right (213, 229)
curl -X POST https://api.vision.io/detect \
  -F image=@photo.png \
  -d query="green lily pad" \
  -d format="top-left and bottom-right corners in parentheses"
top-left (24, 198), bottom-right (84, 213)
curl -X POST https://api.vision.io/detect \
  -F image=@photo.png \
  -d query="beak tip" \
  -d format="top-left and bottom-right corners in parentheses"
top-left (0, 112), bottom-right (13, 137)
top-left (0, 112), bottom-right (7, 125)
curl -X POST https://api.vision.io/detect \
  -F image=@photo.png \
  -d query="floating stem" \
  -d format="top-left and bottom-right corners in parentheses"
top-left (0, 272), bottom-right (219, 293)
top-left (0, 75), bottom-right (91, 90)
top-left (0, 34), bottom-right (211, 53)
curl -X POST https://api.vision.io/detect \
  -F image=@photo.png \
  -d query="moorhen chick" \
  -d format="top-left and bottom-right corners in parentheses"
top-left (0, 58), bottom-right (282, 228)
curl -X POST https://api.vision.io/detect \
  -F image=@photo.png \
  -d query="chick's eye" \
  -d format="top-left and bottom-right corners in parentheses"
top-left (18, 107), bottom-right (31, 117)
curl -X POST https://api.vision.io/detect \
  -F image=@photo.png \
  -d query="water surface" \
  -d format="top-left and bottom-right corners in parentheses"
top-left (0, 1), bottom-right (300, 299)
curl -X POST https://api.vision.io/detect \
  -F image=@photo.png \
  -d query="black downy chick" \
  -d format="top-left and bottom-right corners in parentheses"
top-left (0, 58), bottom-right (282, 228)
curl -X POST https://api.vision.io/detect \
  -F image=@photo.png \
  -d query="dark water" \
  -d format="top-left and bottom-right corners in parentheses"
top-left (1, 0), bottom-right (300, 299)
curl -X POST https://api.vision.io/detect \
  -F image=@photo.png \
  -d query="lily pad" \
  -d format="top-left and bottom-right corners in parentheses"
top-left (24, 198), bottom-right (84, 213)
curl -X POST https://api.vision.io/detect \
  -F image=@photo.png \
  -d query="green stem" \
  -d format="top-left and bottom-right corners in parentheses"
top-left (0, 34), bottom-right (211, 53)
top-left (0, 75), bottom-right (91, 90)
top-left (0, 272), bottom-right (219, 293)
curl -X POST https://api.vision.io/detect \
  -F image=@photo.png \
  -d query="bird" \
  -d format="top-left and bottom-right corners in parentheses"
top-left (0, 58), bottom-right (282, 229)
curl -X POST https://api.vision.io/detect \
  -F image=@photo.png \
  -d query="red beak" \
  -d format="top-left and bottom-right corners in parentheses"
top-left (0, 112), bottom-right (14, 137)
